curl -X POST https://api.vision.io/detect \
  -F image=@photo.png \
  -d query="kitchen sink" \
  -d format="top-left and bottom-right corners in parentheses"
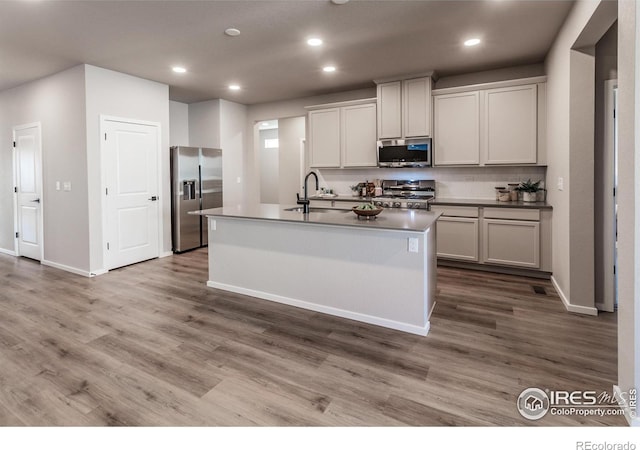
top-left (284, 207), bottom-right (350, 213)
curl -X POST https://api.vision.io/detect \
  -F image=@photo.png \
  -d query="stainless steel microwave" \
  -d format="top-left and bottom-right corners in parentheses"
top-left (377, 139), bottom-right (432, 168)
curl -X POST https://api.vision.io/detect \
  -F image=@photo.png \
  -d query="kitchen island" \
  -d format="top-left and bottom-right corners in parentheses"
top-left (195, 204), bottom-right (441, 336)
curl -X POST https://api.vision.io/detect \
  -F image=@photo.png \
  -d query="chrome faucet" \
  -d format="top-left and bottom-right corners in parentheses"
top-left (296, 171), bottom-right (319, 214)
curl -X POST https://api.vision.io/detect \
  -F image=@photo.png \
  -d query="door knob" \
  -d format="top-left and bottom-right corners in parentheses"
top-left (148, 196), bottom-right (158, 201)
top-left (31, 198), bottom-right (40, 203)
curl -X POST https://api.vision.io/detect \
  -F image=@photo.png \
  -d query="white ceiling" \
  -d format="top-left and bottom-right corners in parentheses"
top-left (0, 0), bottom-right (574, 105)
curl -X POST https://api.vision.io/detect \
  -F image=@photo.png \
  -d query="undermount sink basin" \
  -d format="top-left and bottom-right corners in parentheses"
top-left (284, 207), bottom-right (350, 213)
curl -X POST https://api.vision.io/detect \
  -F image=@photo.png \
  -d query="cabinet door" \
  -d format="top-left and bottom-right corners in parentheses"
top-left (483, 84), bottom-right (537, 164)
top-left (342, 103), bottom-right (377, 167)
top-left (377, 81), bottom-right (402, 139)
top-left (403, 77), bottom-right (432, 138)
top-left (309, 108), bottom-right (341, 168)
top-left (482, 219), bottom-right (540, 268)
top-left (433, 91), bottom-right (480, 165)
top-left (436, 217), bottom-right (479, 261)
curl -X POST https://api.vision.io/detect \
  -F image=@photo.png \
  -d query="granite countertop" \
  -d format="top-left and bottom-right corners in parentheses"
top-left (431, 197), bottom-right (552, 209)
top-left (311, 195), bottom-right (552, 209)
top-left (193, 203), bottom-right (441, 232)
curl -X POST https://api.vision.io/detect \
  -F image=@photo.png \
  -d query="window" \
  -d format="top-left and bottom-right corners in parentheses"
top-left (264, 138), bottom-right (279, 149)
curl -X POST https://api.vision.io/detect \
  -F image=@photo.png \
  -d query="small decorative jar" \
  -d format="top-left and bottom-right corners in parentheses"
top-left (494, 186), bottom-right (506, 201)
top-left (508, 183), bottom-right (519, 201)
top-left (498, 190), bottom-right (511, 202)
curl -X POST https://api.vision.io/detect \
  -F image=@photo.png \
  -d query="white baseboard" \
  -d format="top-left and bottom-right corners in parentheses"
top-left (550, 276), bottom-right (598, 316)
top-left (90, 269), bottom-right (108, 277)
top-left (207, 280), bottom-right (430, 336)
top-left (613, 385), bottom-right (640, 426)
top-left (0, 248), bottom-right (16, 256)
top-left (41, 259), bottom-right (93, 278)
top-left (159, 251), bottom-right (173, 258)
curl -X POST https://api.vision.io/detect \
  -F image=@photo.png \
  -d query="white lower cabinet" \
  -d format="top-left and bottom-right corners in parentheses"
top-left (433, 205), bottom-right (549, 272)
top-left (482, 219), bottom-right (540, 268)
top-left (436, 217), bottom-right (479, 262)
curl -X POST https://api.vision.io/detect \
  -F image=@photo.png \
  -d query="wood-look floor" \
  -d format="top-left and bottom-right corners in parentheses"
top-left (0, 250), bottom-right (624, 426)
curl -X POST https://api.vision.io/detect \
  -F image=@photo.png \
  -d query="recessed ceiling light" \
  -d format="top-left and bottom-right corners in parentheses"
top-left (225, 28), bottom-right (241, 37)
top-left (307, 38), bottom-right (323, 47)
top-left (323, 66), bottom-right (336, 73)
top-left (464, 38), bottom-right (481, 47)
top-left (261, 122), bottom-right (270, 127)
top-left (172, 66), bottom-right (187, 73)
top-left (229, 84), bottom-right (241, 91)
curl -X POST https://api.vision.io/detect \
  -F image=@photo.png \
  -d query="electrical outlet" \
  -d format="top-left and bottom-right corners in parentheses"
top-left (55, 181), bottom-right (60, 191)
top-left (63, 181), bottom-right (71, 191)
top-left (210, 219), bottom-right (216, 231)
top-left (408, 237), bottom-right (419, 253)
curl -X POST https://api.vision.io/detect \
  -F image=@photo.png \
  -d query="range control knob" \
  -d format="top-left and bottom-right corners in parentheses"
top-left (374, 201), bottom-right (383, 207)
top-left (383, 202), bottom-right (390, 208)
top-left (393, 202), bottom-right (401, 208)
top-left (407, 202), bottom-right (414, 209)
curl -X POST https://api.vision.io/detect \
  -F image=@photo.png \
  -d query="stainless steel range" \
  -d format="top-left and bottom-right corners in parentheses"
top-left (373, 179), bottom-right (435, 210)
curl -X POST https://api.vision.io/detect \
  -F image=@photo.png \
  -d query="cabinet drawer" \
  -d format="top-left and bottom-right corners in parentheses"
top-left (431, 206), bottom-right (479, 218)
top-left (483, 208), bottom-right (540, 221)
top-left (436, 217), bottom-right (479, 261)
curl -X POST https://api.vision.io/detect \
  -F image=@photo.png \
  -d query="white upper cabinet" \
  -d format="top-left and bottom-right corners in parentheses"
top-left (308, 99), bottom-right (377, 169)
top-left (308, 108), bottom-right (341, 168)
top-left (377, 76), bottom-right (432, 139)
top-left (433, 91), bottom-right (480, 165)
top-left (403, 77), bottom-right (432, 138)
top-left (483, 84), bottom-right (537, 164)
top-left (342, 103), bottom-right (377, 167)
top-left (376, 81), bottom-right (402, 139)
top-left (433, 79), bottom-right (543, 166)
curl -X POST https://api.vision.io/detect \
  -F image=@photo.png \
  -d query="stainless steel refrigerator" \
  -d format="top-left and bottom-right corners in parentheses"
top-left (170, 146), bottom-right (222, 253)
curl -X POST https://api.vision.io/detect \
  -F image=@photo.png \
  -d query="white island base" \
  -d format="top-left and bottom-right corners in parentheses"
top-left (203, 207), bottom-right (437, 336)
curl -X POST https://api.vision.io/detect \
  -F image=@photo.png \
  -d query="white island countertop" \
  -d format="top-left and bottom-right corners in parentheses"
top-left (194, 203), bottom-right (441, 233)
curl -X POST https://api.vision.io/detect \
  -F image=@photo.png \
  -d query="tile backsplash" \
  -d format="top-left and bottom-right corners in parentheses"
top-left (314, 166), bottom-right (547, 200)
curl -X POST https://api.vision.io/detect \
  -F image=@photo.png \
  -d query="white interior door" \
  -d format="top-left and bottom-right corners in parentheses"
top-left (14, 123), bottom-right (43, 261)
top-left (103, 119), bottom-right (160, 270)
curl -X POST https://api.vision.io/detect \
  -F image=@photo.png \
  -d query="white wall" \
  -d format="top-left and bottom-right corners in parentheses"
top-left (0, 66), bottom-right (89, 270)
top-left (188, 99), bottom-right (220, 148)
top-left (278, 116), bottom-right (306, 204)
top-left (169, 100), bottom-right (189, 147)
top-left (219, 99), bottom-right (247, 207)
top-left (85, 65), bottom-right (171, 273)
top-left (616, 0), bottom-right (640, 425)
top-left (545, 0), bottom-right (607, 310)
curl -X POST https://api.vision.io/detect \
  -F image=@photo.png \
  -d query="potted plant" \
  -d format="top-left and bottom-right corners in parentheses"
top-left (517, 179), bottom-right (542, 202)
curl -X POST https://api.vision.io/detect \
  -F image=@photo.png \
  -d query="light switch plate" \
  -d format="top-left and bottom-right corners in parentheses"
top-left (55, 181), bottom-right (60, 191)
top-left (63, 181), bottom-right (71, 191)
top-left (557, 177), bottom-right (564, 191)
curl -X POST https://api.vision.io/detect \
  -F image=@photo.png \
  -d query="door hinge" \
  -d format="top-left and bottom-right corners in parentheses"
top-left (15, 232), bottom-right (19, 238)
top-left (107, 242), bottom-right (110, 250)
top-left (105, 187), bottom-right (108, 195)
top-left (104, 133), bottom-right (107, 141)
top-left (14, 187), bottom-right (17, 193)
top-left (614, 109), bottom-right (616, 119)
top-left (13, 141), bottom-right (16, 148)
top-left (614, 265), bottom-right (616, 275)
